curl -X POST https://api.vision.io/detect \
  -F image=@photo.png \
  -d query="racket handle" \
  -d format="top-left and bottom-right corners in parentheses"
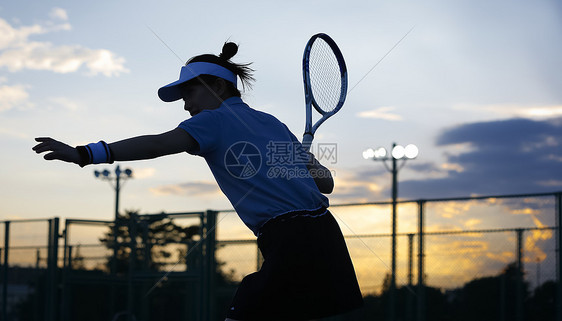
top-left (302, 133), bottom-right (313, 152)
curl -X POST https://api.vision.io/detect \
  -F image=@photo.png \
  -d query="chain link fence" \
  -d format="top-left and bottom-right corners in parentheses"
top-left (1, 192), bottom-right (561, 320)
top-left (0, 218), bottom-right (59, 321)
top-left (215, 192), bottom-right (561, 321)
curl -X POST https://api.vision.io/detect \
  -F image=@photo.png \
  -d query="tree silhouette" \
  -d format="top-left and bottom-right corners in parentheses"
top-left (527, 280), bottom-right (556, 321)
top-left (449, 262), bottom-right (529, 321)
top-left (99, 211), bottom-right (200, 274)
top-left (93, 210), bottom-right (237, 320)
top-left (70, 244), bottom-right (86, 270)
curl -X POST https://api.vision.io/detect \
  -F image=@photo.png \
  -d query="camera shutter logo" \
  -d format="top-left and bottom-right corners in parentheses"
top-left (224, 142), bottom-right (262, 179)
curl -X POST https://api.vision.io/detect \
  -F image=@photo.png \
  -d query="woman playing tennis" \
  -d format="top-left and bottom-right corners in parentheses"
top-left (33, 42), bottom-right (363, 321)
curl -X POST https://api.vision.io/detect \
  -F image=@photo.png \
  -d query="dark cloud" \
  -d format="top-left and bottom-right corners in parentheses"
top-left (400, 117), bottom-right (562, 198)
top-left (437, 118), bottom-right (562, 150)
top-left (353, 167), bottom-right (388, 182)
top-left (407, 162), bottom-right (442, 174)
top-left (331, 184), bottom-right (377, 204)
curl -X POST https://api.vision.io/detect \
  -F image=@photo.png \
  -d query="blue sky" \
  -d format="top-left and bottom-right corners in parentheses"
top-left (1, 0), bottom-right (561, 224)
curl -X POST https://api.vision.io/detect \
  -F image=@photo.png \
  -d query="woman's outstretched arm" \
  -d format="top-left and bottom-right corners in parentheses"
top-left (33, 128), bottom-right (198, 166)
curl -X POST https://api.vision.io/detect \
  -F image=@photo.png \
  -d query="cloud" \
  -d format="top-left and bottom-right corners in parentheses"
top-left (0, 17), bottom-right (69, 49)
top-left (334, 118), bottom-right (562, 203)
top-left (49, 8), bottom-right (69, 21)
top-left (0, 127), bottom-right (30, 140)
top-left (150, 181), bottom-right (220, 197)
top-left (464, 218), bottom-right (482, 229)
top-left (131, 167), bottom-right (156, 179)
top-left (525, 215), bottom-right (553, 262)
top-left (399, 117), bottom-right (562, 198)
top-left (330, 161), bottom-right (449, 203)
top-left (330, 167), bottom-right (389, 203)
top-left (453, 104), bottom-right (562, 121)
top-left (0, 83), bottom-right (32, 111)
top-left (357, 106), bottom-right (403, 121)
top-left (0, 15), bottom-right (128, 77)
top-left (47, 96), bottom-right (80, 111)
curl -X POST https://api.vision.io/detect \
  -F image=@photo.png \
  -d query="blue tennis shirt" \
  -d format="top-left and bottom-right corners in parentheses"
top-left (178, 97), bottom-right (329, 235)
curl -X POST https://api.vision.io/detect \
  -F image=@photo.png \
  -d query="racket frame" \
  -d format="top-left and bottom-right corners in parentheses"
top-left (302, 33), bottom-right (348, 151)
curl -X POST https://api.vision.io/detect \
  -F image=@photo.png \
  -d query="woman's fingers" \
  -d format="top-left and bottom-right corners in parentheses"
top-left (33, 137), bottom-right (55, 153)
top-left (32, 137), bottom-right (77, 163)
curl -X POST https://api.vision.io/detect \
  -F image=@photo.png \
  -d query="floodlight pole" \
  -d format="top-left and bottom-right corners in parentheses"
top-left (363, 142), bottom-right (418, 321)
top-left (94, 165), bottom-right (134, 273)
top-left (114, 166), bottom-right (122, 222)
top-left (390, 143), bottom-right (398, 321)
top-left (94, 165), bottom-right (134, 220)
top-left (94, 165), bottom-right (133, 320)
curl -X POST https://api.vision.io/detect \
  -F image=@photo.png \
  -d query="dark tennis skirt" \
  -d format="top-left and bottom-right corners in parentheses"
top-left (226, 208), bottom-right (363, 320)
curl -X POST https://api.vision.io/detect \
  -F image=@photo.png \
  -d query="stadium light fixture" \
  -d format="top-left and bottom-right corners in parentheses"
top-left (362, 142), bottom-right (418, 320)
top-left (93, 165), bottom-right (134, 275)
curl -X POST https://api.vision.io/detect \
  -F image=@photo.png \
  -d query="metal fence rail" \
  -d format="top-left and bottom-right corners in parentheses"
top-left (0, 218), bottom-right (58, 321)
top-left (0, 191), bottom-right (560, 321)
top-left (215, 191), bottom-right (562, 321)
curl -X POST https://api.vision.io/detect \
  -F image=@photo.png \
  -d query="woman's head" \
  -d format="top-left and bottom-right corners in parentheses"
top-left (158, 42), bottom-right (254, 103)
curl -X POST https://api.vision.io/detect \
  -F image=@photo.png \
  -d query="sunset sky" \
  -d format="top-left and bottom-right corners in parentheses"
top-left (1, 0), bottom-right (561, 293)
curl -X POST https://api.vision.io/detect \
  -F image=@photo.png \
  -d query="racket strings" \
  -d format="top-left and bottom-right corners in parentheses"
top-left (309, 39), bottom-right (343, 113)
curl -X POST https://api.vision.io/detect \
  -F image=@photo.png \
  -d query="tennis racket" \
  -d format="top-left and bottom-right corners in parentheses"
top-left (302, 33), bottom-right (348, 152)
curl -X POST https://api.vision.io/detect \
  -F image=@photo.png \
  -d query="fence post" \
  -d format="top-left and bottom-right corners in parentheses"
top-left (140, 219), bottom-right (150, 321)
top-left (406, 233), bottom-right (414, 321)
top-left (46, 219), bottom-right (52, 321)
top-left (198, 212), bottom-right (206, 321)
top-left (203, 210), bottom-right (217, 321)
top-left (417, 200), bottom-right (426, 321)
top-left (555, 192), bottom-right (562, 321)
top-left (46, 218), bottom-right (60, 321)
top-left (500, 271), bottom-right (506, 321)
top-left (127, 213), bottom-right (137, 321)
top-left (61, 220), bottom-right (69, 321)
top-left (516, 229), bottom-right (524, 321)
top-left (2, 222), bottom-right (9, 321)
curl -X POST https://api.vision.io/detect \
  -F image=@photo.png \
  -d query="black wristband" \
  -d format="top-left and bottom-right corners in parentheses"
top-left (76, 146), bottom-right (92, 167)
